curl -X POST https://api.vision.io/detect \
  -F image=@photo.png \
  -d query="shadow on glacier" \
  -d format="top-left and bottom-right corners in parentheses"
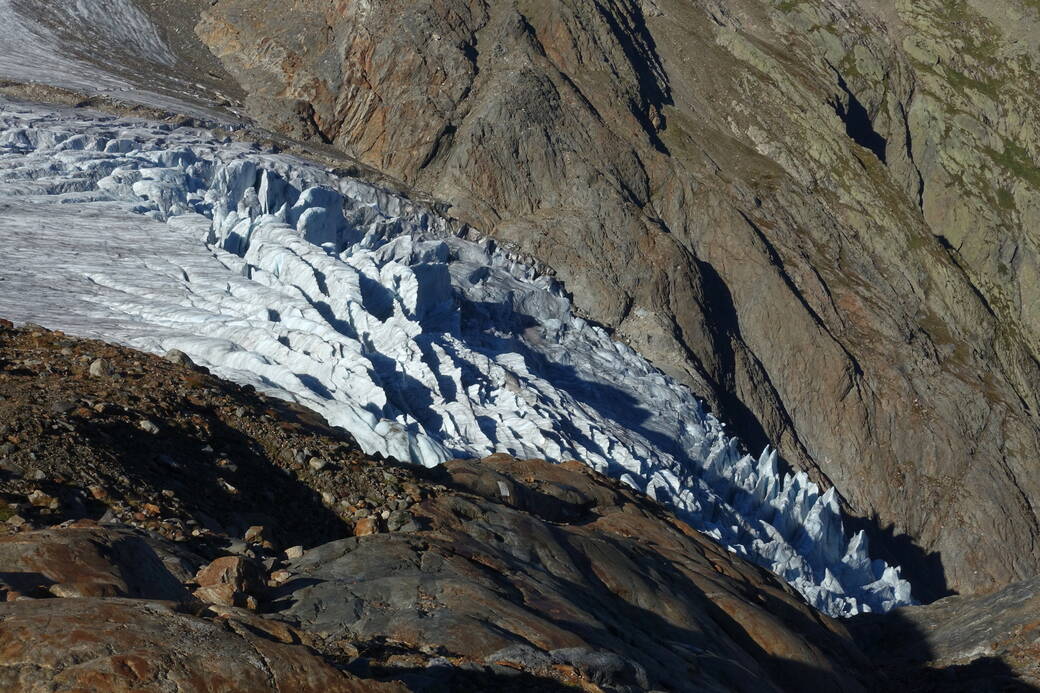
top-left (450, 294), bottom-right (939, 605)
top-left (693, 254), bottom-right (951, 603)
top-left (456, 299), bottom-right (718, 476)
top-left (365, 348), bottom-right (446, 438)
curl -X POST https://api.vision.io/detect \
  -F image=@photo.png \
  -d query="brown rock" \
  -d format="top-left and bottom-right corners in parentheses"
top-left (352, 517), bottom-right (379, 537)
top-left (0, 526), bottom-right (190, 602)
top-left (26, 490), bottom-right (57, 509)
top-left (193, 582), bottom-right (237, 607)
top-left (194, 556), bottom-right (264, 594)
top-left (0, 598), bottom-right (406, 692)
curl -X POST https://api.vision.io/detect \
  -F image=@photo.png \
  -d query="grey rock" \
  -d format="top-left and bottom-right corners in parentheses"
top-left (386, 510), bottom-right (410, 532)
top-left (268, 456), bottom-right (869, 692)
top-left (88, 358), bottom-right (112, 377)
top-left (163, 349), bottom-right (197, 369)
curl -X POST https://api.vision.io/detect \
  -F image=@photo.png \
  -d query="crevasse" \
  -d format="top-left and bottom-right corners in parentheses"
top-left (0, 101), bottom-right (913, 616)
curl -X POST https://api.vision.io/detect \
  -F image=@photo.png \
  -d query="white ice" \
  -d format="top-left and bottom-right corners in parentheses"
top-left (0, 99), bottom-right (914, 617)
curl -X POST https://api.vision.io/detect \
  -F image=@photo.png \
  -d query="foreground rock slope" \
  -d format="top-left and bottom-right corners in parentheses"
top-left (190, 0), bottom-right (1040, 602)
top-left (2, 324), bottom-right (1037, 690)
top-left (0, 321), bottom-right (872, 691)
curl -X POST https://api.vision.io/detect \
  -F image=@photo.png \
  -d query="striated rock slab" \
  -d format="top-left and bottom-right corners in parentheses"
top-left (0, 525), bottom-right (193, 601)
top-left (274, 455), bottom-right (870, 692)
top-left (0, 598), bottom-right (405, 692)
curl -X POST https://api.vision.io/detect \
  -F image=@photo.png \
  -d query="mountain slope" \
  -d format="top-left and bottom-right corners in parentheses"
top-left (192, 0), bottom-right (1040, 601)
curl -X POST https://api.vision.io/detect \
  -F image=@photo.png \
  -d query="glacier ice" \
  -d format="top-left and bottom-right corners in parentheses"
top-left (0, 0), bottom-right (235, 121)
top-left (0, 99), bottom-right (913, 617)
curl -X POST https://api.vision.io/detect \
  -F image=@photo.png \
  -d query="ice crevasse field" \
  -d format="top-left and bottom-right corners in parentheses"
top-left (0, 99), bottom-right (913, 617)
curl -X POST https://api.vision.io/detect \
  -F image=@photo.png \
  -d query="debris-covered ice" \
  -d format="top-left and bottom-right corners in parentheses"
top-left (0, 100), bottom-right (913, 616)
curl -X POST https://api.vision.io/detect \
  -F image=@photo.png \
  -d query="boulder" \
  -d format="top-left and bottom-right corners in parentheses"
top-left (0, 526), bottom-right (191, 602)
top-left (193, 556), bottom-right (264, 607)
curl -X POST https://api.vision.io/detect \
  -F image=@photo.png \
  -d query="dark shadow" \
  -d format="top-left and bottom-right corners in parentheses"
top-left (586, 0), bottom-right (672, 154)
top-left (0, 571), bottom-right (55, 597)
top-left (845, 513), bottom-right (952, 603)
top-left (107, 533), bottom-right (191, 601)
top-left (365, 350), bottom-right (445, 436)
top-left (832, 72), bottom-right (887, 163)
top-left (70, 396), bottom-right (351, 551)
top-left (296, 373), bottom-right (335, 400)
top-left (693, 257), bottom-right (784, 459)
top-left (849, 608), bottom-right (1039, 692)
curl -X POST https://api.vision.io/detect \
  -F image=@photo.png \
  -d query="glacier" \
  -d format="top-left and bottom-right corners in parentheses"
top-left (0, 0), bottom-right (237, 120)
top-left (0, 98), bottom-right (913, 617)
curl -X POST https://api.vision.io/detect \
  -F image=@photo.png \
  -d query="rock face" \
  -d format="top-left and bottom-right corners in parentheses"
top-left (193, 0), bottom-right (1040, 601)
top-left (275, 455), bottom-right (869, 692)
top-left (851, 576), bottom-right (1040, 690)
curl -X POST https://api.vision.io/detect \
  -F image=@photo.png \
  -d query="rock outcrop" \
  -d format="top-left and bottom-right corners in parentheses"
top-left (851, 575), bottom-right (1040, 690)
top-left (192, 0), bottom-right (1040, 603)
top-left (0, 598), bottom-right (403, 693)
top-left (274, 455), bottom-right (869, 692)
top-left (0, 323), bottom-right (876, 691)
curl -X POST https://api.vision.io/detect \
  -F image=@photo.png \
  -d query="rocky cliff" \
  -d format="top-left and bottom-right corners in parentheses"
top-left (191, 0), bottom-right (1040, 602)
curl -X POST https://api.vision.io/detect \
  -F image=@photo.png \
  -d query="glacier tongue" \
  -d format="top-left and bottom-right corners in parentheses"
top-left (0, 99), bottom-right (913, 617)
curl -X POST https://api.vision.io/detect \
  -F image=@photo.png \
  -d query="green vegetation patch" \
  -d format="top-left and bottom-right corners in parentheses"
top-left (985, 138), bottom-right (1040, 188)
